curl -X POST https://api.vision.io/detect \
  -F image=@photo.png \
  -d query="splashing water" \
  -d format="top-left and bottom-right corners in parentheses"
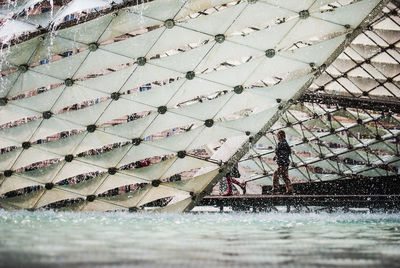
top-left (1, 210), bottom-right (399, 267)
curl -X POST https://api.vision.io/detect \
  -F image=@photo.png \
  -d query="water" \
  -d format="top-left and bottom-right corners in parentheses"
top-left (1, 210), bottom-right (400, 268)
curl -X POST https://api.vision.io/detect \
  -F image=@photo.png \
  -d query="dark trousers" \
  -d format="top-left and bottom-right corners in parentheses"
top-left (273, 166), bottom-right (293, 192)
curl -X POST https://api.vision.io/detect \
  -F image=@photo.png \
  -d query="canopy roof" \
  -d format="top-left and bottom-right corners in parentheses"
top-left (0, 0), bottom-right (392, 211)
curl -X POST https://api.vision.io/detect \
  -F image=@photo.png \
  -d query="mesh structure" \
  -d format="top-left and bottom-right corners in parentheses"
top-left (240, 1), bottom-right (400, 188)
top-left (0, 0), bottom-right (390, 211)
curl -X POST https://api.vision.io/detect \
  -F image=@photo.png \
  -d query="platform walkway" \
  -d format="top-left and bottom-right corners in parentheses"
top-left (199, 194), bottom-right (400, 212)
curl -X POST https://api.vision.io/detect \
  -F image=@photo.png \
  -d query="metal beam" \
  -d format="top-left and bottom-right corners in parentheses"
top-left (299, 92), bottom-right (400, 113)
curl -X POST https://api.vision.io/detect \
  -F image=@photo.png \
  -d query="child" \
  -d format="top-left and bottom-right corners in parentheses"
top-left (222, 163), bottom-right (246, 196)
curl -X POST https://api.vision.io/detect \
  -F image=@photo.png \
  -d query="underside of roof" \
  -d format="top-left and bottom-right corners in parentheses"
top-left (0, 0), bottom-right (395, 212)
top-left (241, 1), bottom-right (400, 188)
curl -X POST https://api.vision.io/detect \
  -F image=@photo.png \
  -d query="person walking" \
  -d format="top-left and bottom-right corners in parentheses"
top-left (222, 163), bottom-right (246, 196)
top-left (270, 130), bottom-right (294, 194)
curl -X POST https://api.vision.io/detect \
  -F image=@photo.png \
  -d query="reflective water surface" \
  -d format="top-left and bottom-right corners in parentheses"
top-left (1, 210), bottom-right (399, 267)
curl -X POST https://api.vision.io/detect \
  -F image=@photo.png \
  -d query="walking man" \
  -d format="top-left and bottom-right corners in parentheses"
top-left (271, 130), bottom-right (294, 194)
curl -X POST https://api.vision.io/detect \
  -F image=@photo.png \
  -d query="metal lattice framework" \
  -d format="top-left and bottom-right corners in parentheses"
top-left (0, 0), bottom-right (390, 211)
top-left (240, 1), bottom-right (400, 188)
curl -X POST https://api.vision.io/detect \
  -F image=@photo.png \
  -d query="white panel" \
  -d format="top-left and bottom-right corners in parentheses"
top-left (219, 106), bottom-right (277, 133)
top-left (161, 157), bottom-right (218, 180)
top-left (76, 141), bottom-right (131, 168)
top-left (141, 112), bottom-right (203, 138)
top-left (187, 124), bottom-right (245, 150)
top-left (245, 55), bottom-right (311, 86)
top-left (73, 131), bottom-right (130, 155)
top-left (257, 136), bottom-right (276, 147)
top-left (0, 119), bottom-right (42, 143)
top-left (214, 91), bottom-right (276, 119)
top-left (59, 174), bottom-right (108, 196)
top-left (241, 159), bottom-right (264, 172)
top-left (309, 0), bottom-right (342, 11)
top-left (147, 26), bottom-right (211, 58)
top-left (122, 63), bottom-right (183, 91)
top-left (19, 161), bottom-right (65, 184)
top-left (35, 188), bottom-right (83, 208)
top-left (121, 157), bottom-right (176, 180)
top-left (312, 160), bottom-right (337, 172)
top-left (34, 132), bottom-right (86, 156)
top-left (53, 161), bottom-right (107, 184)
top-left (77, 65), bottom-right (136, 94)
top-left (32, 51), bottom-right (90, 80)
top-left (98, 10), bottom-right (162, 43)
top-left (74, 49), bottom-right (133, 79)
top-left (157, 197), bottom-right (192, 212)
top-left (198, 56), bottom-right (263, 86)
top-left (8, 71), bottom-right (63, 97)
top-left (277, 17), bottom-right (347, 50)
top-left (136, 185), bottom-right (189, 207)
top-left (97, 98), bottom-right (155, 125)
top-left (227, 2), bottom-right (297, 34)
top-left (51, 84), bottom-right (109, 112)
top-left (168, 78), bottom-right (230, 106)
top-left (284, 127), bottom-right (303, 139)
top-left (360, 168), bottom-right (388, 177)
top-left (280, 34), bottom-right (347, 66)
top-left (163, 168), bottom-right (219, 193)
top-left (196, 41), bottom-right (263, 72)
top-left (10, 85), bottom-right (65, 112)
top-left (175, 0), bottom-right (239, 19)
top-left (52, 0), bottom-right (111, 25)
top-left (0, 175), bottom-right (40, 195)
top-left (146, 126), bottom-right (204, 152)
top-left (31, 36), bottom-right (88, 64)
top-left (117, 143), bottom-right (173, 168)
top-left (150, 41), bottom-right (215, 73)
top-left (0, 20), bottom-right (36, 43)
top-left (0, 104), bottom-right (40, 125)
top-left (1, 37), bottom-right (42, 71)
top-left (172, 93), bottom-right (233, 121)
top-left (341, 151), bottom-right (367, 162)
top-left (2, 188), bottom-right (44, 209)
top-left (369, 142), bottom-right (397, 154)
top-left (0, 71), bottom-right (20, 97)
top-left (56, 14), bottom-right (114, 44)
top-left (138, 0), bottom-right (184, 21)
top-left (95, 173), bottom-right (146, 195)
top-left (179, 2), bottom-right (246, 36)
top-left (248, 74), bottom-right (313, 100)
top-left (78, 145), bottom-right (132, 168)
top-left (0, 148), bottom-right (22, 171)
top-left (121, 79), bottom-right (185, 109)
top-left (228, 18), bottom-right (298, 51)
top-left (30, 117), bottom-right (84, 141)
top-left (312, 0), bottom-right (381, 28)
top-left (54, 99), bottom-right (112, 126)
top-left (102, 27), bottom-right (164, 58)
top-left (12, 147), bottom-right (61, 170)
top-left (261, 0), bottom-right (315, 12)
top-left (102, 113), bottom-right (158, 139)
top-left (81, 199), bottom-right (127, 212)
top-left (97, 185), bottom-right (150, 208)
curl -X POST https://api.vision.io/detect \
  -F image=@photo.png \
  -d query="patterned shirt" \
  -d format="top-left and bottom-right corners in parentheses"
top-left (275, 139), bottom-right (291, 166)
